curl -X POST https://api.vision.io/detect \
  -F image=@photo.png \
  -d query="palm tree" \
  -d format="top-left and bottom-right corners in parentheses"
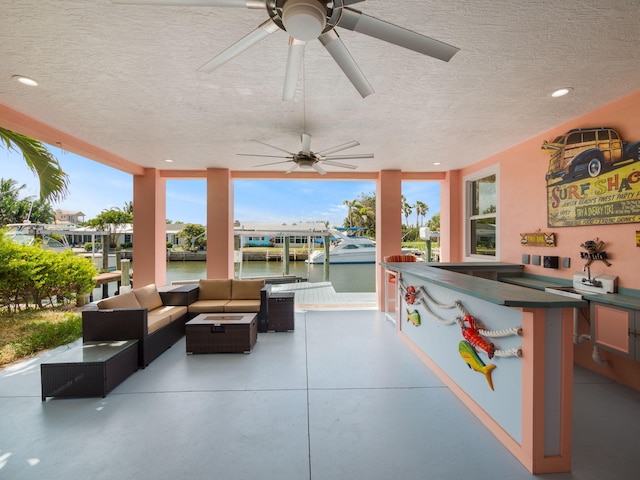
top-left (343, 199), bottom-right (360, 228)
top-left (401, 195), bottom-right (412, 228)
top-left (0, 127), bottom-right (69, 202)
top-left (123, 200), bottom-right (133, 215)
top-left (415, 200), bottom-right (428, 229)
top-left (0, 178), bottom-right (55, 225)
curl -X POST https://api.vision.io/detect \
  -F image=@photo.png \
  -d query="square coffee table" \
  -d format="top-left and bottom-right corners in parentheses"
top-left (186, 313), bottom-right (257, 354)
top-left (41, 340), bottom-right (138, 400)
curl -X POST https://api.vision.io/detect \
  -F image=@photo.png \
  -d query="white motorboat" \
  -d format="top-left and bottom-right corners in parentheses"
top-left (307, 229), bottom-right (425, 264)
top-left (307, 229), bottom-right (376, 264)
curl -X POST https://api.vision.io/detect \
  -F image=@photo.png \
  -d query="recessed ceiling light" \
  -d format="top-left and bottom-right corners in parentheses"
top-left (551, 87), bottom-right (573, 98)
top-left (164, 159), bottom-right (174, 163)
top-left (12, 75), bottom-right (38, 87)
top-left (433, 162), bottom-right (441, 166)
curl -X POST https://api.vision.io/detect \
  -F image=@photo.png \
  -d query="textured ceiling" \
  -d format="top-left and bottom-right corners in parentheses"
top-left (1, 0), bottom-right (640, 176)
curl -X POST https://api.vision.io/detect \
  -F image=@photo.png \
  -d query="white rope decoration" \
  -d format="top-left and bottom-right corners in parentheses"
top-left (494, 348), bottom-right (523, 358)
top-left (478, 326), bottom-right (523, 338)
top-left (400, 280), bottom-right (523, 358)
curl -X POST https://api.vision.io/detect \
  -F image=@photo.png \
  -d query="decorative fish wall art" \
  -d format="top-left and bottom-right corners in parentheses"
top-left (458, 340), bottom-right (496, 391)
top-left (406, 309), bottom-right (421, 326)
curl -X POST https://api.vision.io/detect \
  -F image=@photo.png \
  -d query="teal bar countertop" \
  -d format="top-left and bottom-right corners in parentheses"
top-left (380, 262), bottom-right (587, 309)
top-left (501, 274), bottom-right (640, 310)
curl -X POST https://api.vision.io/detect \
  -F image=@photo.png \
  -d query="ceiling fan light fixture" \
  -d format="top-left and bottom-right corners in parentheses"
top-left (282, 0), bottom-right (327, 41)
top-left (297, 159), bottom-right (315, 168)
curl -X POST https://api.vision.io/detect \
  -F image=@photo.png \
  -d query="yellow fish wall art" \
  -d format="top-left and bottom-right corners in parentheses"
top-left (406, 309), bottom-right (421, 326)
top-left (458, 340), bottom-right (496, 391)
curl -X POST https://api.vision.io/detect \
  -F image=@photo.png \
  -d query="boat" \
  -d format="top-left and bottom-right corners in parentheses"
top-left (306, 229), bottom-right (422, 264)
top-left (5, 222), bottom-right (73, 253)
top-left (5, 222), bottom-right (117, 270)
top-left (306, 229), bottom-right (375, 264)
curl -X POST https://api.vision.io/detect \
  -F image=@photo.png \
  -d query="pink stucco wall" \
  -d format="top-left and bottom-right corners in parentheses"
top-left (459, 90), bottom-right (640, 289)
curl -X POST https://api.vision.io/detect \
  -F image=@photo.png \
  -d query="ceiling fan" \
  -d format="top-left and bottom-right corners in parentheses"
top-left (237, 133), bottom-right (374, 174)
top-left (112, 0), bottom-right (460, 100)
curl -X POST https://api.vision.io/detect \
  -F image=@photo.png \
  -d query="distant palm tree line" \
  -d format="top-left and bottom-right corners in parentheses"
top-left (342, 193), bottom-right (438, 240)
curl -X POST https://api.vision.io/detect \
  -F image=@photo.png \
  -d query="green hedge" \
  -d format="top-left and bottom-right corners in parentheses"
top-left (0, 232), bottom-right (97, 310)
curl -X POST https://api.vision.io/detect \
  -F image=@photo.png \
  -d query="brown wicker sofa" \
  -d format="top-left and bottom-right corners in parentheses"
top-left (82, 284), bottom-right (189, 367)
top-left (187, 279), bottom-right (270, 327)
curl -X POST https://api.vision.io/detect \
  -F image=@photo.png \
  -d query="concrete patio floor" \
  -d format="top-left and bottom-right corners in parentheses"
top-left (1, 309), bottom-right (639, 479)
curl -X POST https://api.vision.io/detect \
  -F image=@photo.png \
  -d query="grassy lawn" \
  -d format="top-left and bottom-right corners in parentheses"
top-left (0, 308), bottom-right (82, 369)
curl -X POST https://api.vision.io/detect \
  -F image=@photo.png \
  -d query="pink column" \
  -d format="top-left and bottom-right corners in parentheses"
top-left (206, 168), bottom-right (234, 279)
top-left (133, 169), bottom-right (167, 287)
top-left (440, 169), bottom-right (463, 262)
top-left (376, 170), bottom-right (403, 310)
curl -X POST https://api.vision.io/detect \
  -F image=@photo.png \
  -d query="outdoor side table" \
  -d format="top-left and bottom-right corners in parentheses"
top-left (268, 292), bottom-right (295, 331)
top-left (186, 313), bottom-right (257, 354)
top-left (159, 284), bottom-right (199, 305)
top-left (41, 340), bottom-right (138, 401)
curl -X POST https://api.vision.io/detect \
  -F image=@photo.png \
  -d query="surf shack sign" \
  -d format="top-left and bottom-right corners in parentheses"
top-left (542, 127), bottom-right (640, 227)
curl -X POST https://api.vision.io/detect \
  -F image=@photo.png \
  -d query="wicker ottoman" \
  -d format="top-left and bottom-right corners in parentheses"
top-left (186, 313), bottom-right (257, 354)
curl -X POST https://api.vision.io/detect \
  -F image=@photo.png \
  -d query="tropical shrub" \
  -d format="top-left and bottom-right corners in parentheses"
top-left (83, 241), bottom-right (101, 252)
top-left (177, 223), bottom-right (206, 251)
top-left (0, 232), bottom-right (96, 310)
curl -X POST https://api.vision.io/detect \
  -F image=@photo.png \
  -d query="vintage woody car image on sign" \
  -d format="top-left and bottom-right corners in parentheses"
top-left (544, 127), bottom-right (640, 227)
top-left (543, 127), bottom-right (640, 183)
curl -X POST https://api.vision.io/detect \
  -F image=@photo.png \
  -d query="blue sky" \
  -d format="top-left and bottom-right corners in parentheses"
top-left (2, 144), bottom-right (440, 227)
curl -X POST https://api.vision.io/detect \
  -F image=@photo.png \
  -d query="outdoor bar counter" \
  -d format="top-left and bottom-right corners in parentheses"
top-left (380, 261), bottom-right (586, 474)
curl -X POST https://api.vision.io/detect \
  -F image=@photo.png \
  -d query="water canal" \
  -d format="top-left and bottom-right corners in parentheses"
top-left (167, 260), bottom-right (376, 293)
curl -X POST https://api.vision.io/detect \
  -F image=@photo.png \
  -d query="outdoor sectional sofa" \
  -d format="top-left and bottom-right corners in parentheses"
top-left (187, 278), bottom-right (270, 325)
top-left (82, 284), bottom-right (189, 367)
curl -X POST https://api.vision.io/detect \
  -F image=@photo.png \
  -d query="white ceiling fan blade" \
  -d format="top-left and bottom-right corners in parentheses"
top-left (337, 8), bottom-right (459, 62)
top-left (320, 160), bottom-right (358, 169)
top-left (237, 153), bottom-right (292, 159)
top-left (323, 153), bottom-right (374, 160)
top-left (285, 163), bottom-right (300, 174)
top-left (198, 19), bottom-right (279, 72)
top-left (112, 0), bottom-right (261, 7)
top-left (312, 163), bottom-right (327, 175)
top-left (253, 159), bottom-right (295, 167)
top-left (342, 0), bottom-right (366, 4)
top-left (316, 140), bottom-right (360, 156)
top-left (283, 38), bottom-right (306, 101)
top-left (253, 140), bottom-right (295, 155)
top-left (318, 30), bottom-right (374, 98)
top-left (301, 133), bottom-right (312, 154)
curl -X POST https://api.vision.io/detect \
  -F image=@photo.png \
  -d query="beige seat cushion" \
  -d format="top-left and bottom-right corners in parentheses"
top-left (150, 305), bottom-right (187, 322)
top-left (224, 300), bottom-right (261, 313)
top-left (198, 279), bottom-right (232, 300)
top-left (147, 312), bottom-right (172, 334)
top-left (231, 279), bottom-right (265, 300)
top-left (134, 284), bottom-right (164, 311)
top-left (97, 290), bottom-right (141, 310)
top-left (188, 300), bottom-right (228, 314)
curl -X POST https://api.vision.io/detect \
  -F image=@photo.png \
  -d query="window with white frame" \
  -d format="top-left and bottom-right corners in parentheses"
top-left (465, 169), bottom-right (498, 259)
